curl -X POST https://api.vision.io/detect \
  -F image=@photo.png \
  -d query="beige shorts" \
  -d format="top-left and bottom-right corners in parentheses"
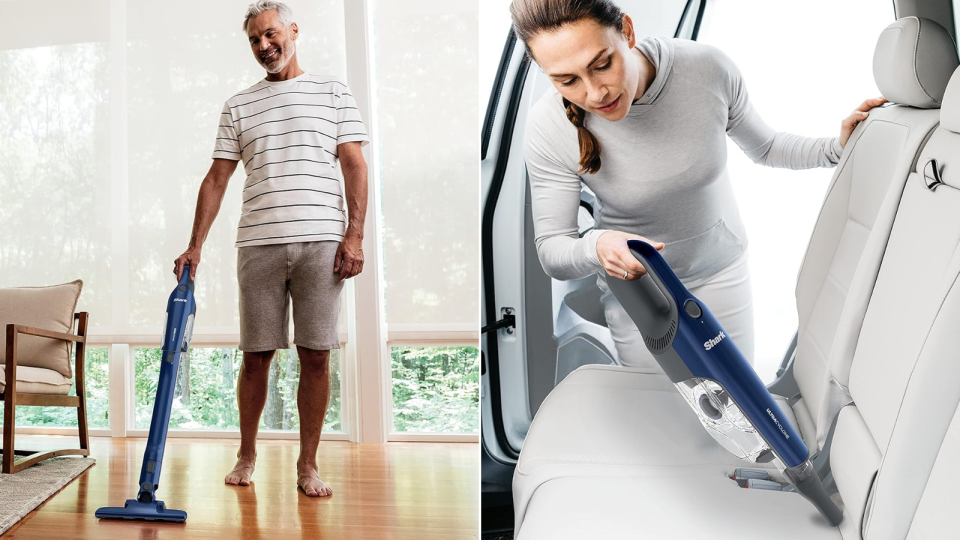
top-left (237, 241), bottom-right (343, 352)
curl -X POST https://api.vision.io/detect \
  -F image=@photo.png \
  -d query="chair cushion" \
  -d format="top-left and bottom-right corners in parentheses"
top-left (0, 364), bottom-right (73, 395)
top-left (0, 280), bottom-right (82, 378)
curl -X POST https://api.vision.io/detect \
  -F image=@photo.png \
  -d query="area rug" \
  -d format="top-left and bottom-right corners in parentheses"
top-left (0, 454), bottom-right (95, 535)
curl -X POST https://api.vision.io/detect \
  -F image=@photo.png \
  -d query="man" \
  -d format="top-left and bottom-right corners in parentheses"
top-left (173, 0), bottom-right (368, 497)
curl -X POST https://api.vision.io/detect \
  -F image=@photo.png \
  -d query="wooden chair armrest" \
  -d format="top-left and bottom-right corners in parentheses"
top-left (6, 324), bottom-right (86, 344)
top-left (4, 313), bottom-right (88, 387)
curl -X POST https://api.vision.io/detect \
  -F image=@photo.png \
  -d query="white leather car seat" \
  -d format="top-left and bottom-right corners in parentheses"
top-left (513, 17), bottom-right (960, 538)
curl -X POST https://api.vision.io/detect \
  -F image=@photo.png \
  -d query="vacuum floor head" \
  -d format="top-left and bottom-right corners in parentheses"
top-left (95, 499), bottom-right (187, 523)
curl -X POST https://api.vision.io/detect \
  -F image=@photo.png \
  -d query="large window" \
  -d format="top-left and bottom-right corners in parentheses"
top-left (699, 2), bottom-right (893, 382)
top-left (391, 346), bottom-right (479, 433)
top-left (134, 347), bottom-right (342, 432)
top-left (0, 36), bottom-right (113, 321)
top-left (1, 0), bottom-right (479, 443)
top-left (371, 1), bottom-right (480, 436)
top-left (1, 347), bottom-right (110, 429)
top-left (371, 0), bottom-right (479, 330)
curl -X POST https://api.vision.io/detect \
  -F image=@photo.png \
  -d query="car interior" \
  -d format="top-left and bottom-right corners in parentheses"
top-left (481, 0), bottom-right (960, 538)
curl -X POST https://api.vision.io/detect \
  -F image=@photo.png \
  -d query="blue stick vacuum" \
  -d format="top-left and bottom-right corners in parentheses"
top-left (96, 265), bottom-right (196, 523)
top-left (606, 240), bottom-right (842, 526)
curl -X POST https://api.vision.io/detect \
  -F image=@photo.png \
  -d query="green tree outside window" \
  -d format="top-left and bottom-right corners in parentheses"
top-left (391, 346), bottom-right (479, 433)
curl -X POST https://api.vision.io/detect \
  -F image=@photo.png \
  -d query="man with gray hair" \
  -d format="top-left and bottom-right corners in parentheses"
top-left (173, 0), bottom-right (369, 497)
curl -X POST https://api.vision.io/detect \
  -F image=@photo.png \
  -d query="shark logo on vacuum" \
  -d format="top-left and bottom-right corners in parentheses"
top-left (703, 331), bottom-right (726, 351)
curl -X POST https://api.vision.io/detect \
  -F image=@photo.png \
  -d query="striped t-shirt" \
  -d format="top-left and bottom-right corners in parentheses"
top-left (212, 73), bottom-right (369, 248)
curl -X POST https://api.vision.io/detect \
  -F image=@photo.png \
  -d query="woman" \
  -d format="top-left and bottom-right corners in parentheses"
top-left (512, 0), bottom-right (885, 370)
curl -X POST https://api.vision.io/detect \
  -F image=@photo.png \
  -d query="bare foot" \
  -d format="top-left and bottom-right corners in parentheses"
top-left (296, 466), bottom-right (333, 497)
top-left (225, 452), bottom-right (256, 486)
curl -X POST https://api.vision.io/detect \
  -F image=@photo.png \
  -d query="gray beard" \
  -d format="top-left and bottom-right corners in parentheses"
top-left (262, 41), bottom-right (295, 74)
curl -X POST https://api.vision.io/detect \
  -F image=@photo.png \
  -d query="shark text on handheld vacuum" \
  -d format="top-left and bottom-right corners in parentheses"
top-left (703, 331), bottom-right (726, 351)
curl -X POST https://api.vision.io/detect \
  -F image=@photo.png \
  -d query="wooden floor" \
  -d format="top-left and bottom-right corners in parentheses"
top-left (3, 435), bottom-right (479, 539)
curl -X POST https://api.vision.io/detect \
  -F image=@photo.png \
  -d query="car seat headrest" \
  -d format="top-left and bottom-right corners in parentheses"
top-left (873, 16), bottom-right (958, 109)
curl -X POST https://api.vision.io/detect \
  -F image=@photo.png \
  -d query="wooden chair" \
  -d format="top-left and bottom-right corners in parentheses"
top-left (1, 312), bottom-right (90, 473)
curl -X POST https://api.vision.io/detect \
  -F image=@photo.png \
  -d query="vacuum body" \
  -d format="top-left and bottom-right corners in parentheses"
top-left (95, 266), bottom-right (196, 522)
top-left (606, 240), bottom-right (842, 526)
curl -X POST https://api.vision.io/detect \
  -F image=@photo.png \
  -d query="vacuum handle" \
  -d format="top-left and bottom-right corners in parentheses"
top-left (625, 239), bottom-right (685, 304)
top-left (178, 264), bottom-right (194, 288)
top-left (605, 239), bottom-right (682, 353)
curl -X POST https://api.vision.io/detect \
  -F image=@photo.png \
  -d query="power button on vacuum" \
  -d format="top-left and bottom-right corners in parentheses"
top-left (684, 299), bottom-right (702, 319)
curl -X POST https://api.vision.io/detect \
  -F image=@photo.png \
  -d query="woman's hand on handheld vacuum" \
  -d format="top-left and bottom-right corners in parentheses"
top-left (174, 247), bottom-right (201, 281)
top-left (596, 231), bottom-right (664, 280)
top-left (839, 97), bottom-right (887, 148)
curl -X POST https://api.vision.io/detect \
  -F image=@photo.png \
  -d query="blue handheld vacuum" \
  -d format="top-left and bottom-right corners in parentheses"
top-left (96, 266), bottom-right (196, 523)
top-left (606, 240), bottom-right (842, 526)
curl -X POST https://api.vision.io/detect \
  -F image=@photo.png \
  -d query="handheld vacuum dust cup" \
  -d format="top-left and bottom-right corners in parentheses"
top-left (95, 266), bottom-right (197, 522)
top-left (606, 240), bottom-right (843, 526)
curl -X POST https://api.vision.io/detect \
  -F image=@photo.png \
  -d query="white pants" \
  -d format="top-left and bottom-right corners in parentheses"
top-left (598, 250), bottom-right (755, 371)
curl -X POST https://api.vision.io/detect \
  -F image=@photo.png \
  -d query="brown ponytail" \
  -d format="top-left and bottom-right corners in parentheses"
top-left (511, 0), bottom-right (624, 174)
top-left (563, 97), bottom-right (601, 174)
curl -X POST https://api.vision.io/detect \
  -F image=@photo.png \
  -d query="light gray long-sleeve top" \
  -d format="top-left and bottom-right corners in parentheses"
top-left (525, 37), bottom-right (843, 288)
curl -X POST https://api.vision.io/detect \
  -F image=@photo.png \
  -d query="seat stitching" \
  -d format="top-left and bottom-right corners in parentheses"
top-left (845, 215), bottom-right (871, 235)
top-left (911, 18), bottom-right (939, 104)
top-left (825, 268), bottom-right (851, 297)
top-left (802, 321), bottom-right (832, 369)
top-left (862, 117), bottom-right (923, 131)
